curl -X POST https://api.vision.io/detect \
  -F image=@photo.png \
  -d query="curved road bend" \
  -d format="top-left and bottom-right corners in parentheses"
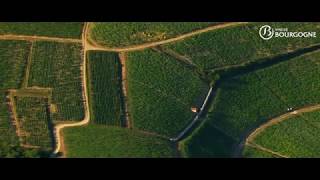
top-left (233, 104), bottom-right (320, 157)
top-left (53, 23), bottom-right (91, 155)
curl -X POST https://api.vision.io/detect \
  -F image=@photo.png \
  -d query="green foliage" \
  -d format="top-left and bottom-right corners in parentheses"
top-left (0, 40), bottom-right (30, 90)
top-left (88, 22), bottom-right (218, 47)
top-left (28, 41), bottom-right (84, 122)
top-left (0, 141), bottom-right (49, 158)
top-left (164, 22), bottom-right (320, 70)
top-left (63, 125), bottom-right (176, 158)
top-left (0, 22), bottom-right (84, 39)
top-left (87, 51), bottom-right (123, 126)
top-left (126, 49), bottom-right (209, 137)
top-left (182, 50), bottom-right (320, 157)
top-left (0, 40), bottom-right (30, 146)
top-left (14, 96), bottom-right (54, 151)
top-left (250, 111), bottom-right (320, 158)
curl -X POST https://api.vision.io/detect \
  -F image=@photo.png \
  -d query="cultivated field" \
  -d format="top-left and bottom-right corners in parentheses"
top-left (1, 22), bottom-right (320, 158)
top-left (126, 49), bottom-right (209, 137)
top-left (87, 51), bottom-right (124, 126)
top-left (0, 22), bottom-right (84, 39)
top-left (245, 111), bottom-right (320, 158)
top-left (14, 96), bottom-right (54, 151)
top-left (181, 50), bottom-right (320, 157)
top-left (63, 125), bottom-right (176, 158)
top-left (87, 22), bottom-right (218, 48)
top-left (163, 22), bottom-right (320, 70)
top-left (28, 41), bottom-right (84, 122)
top-left (0, 40), bottom-right (30, 145)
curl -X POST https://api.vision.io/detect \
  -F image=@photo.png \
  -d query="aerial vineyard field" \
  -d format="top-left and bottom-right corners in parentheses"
top-left (1, 22), bottom-right (320, 158)
top-left (0, 40), bottom-right (31, 89)
top-left (87, 22), bottom-right (219, 48)
top-left (254, 51), bottom-right (320, 108)
top-left (14, 96), bottom-right (54, 151)
top-left (87, 51), bottom-right (123, 126)
top-left (181, 50), bottom-right (320, 157)
top-left (126, 49), bottom-right (209, 137)
top-left (28, 41), bottom-right (84, 122)
top-left (246, 111), bottom-right (320, 158)
top-left (163, 22), bottom-right (320, 70)
top-left (0, 40), bottom-right (30, 145)
top-left (0, 22), bottom-right (84, 39)
top-left (63, 125), bottom-right (176, 158)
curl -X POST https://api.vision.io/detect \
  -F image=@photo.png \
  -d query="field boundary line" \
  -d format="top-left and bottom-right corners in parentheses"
top-left (6, 89), bottom-right (55, 150)
top-left (152, 46), bottom-right (197, 68)
top-left (246, 142), bottom-right (289, 158)
top-left (85, 22), bottom-right (249, 52)
top-left (135, 129), bottom-right (171, 140)
top-left (53, 22), bottom-right (91, 156)
top-left (118, 53), bottom-right (131, 128)
top-left (0, 34), bottom-right (82, 43)
top-left (21, 42), bottom-right (34, 88)
top-left (6, 90), bottom-right (23, 145)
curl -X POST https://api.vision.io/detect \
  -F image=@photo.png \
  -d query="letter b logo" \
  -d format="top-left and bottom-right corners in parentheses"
top-left (259, 25), bottom-right (274, 40)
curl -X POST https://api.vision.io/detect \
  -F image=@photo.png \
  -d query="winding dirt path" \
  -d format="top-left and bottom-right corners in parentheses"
top-left (242, 104), bottom-right (320, 157)
top-left (0, 34), bottom-right (82, 43)
top-left (246, 104), bottom-right (320, 144)
top-left (85, 22), bottom-right (249, 52)
top-left (53, 23), bottom-right (91, 155)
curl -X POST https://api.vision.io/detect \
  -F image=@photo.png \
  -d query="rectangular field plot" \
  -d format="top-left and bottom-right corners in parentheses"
top-left (0, 40), bottom-right (31, 145)
top-left (28, 41), bottom-right (84, 122)
top-left (0, 22), bottom-right (84, 39)
top-left (87, 51), bottom-right (124, 126)
top-left (14, 96), bottom-right (54, 151)
top-left (164, 22), bottom-right (320, 70)
top-left (126, 49), bottom-right (209, 137)
top-left (0, 40), bottom-right (31, 90)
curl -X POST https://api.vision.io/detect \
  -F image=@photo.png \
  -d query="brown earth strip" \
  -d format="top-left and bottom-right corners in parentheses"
top-left (21, 42), bottom-right (34, 88)
top-left (0, 34), bottom-right (82, 43)
top-left (246, 142), bottom-right (289, 158)
top-left (118, 53), bottom-right (132, 128)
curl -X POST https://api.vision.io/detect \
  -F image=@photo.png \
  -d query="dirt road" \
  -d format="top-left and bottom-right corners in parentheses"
top-left (0, 34), bottom-right (82, 43)
top-left (53, 23), bottom-right (91, 155)
top-left (85, 22), bottom-right (249, 52)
